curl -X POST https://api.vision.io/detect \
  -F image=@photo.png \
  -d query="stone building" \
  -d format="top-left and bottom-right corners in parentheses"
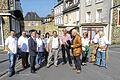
top-left (0, 0), bottom-right (24, 46)
top-left (54, 0), bottom-right (64, 35)
top-left (111, 0), bottom-right (120, 44)
top-left (24, 11), bottom-right (43, 33)
top-left (80, 0), bottom-right (112, 42)
top-left (63, 0), bottom-right (80, 30)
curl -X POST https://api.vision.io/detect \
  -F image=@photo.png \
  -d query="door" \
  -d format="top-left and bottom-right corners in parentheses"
top-left (82, 27), bottom-right (104, 41)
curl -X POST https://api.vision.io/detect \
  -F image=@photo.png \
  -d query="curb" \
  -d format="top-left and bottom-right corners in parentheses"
top-left (109, 45), bottom-right (120, 48)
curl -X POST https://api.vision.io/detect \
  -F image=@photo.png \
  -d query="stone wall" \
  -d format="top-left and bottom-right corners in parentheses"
top-left (111, 0), bottom-right (120, 44)
top-left (2, 16), bottom-right (10, 39)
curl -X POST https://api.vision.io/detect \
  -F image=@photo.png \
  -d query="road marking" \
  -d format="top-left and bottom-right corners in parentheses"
top-left (109, 50), bottom-right (120, 53)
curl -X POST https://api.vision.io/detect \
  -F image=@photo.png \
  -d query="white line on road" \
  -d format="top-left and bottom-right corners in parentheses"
top-left (109, 50), bottom-right (120, 53)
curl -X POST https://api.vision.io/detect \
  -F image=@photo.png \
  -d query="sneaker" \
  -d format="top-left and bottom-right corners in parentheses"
top-left (46, 64), bottom-right (50, 68)
top-left (54, 64), bottom-right (58, 67)
top-left (76, 70), bottom-right (81, 74)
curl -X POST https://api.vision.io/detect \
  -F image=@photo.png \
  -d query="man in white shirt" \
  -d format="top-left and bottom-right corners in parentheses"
top-left (95, 31), bottom-right (109, 68)
top-left (61, 29), bottom-right (72, 66)
top-left (5, 30), bottom-right (18, 77)
top-left (18, 31), bottom-right (29, 69)
top-left (46, 31), bottom-right (60, 67)
top-left (90, 30), bottom-right (100, 63)
top-left (36, 33), bottom-right (45, 65)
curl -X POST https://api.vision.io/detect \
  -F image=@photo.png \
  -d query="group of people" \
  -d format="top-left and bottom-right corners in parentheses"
top-left (5, 28), bottom-right (109, 77)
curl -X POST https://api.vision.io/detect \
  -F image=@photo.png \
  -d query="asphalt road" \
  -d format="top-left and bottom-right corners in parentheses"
top-left (0, 53), bottom-right (8, 74)
top-left (0, 47), bottom-right (120, 80)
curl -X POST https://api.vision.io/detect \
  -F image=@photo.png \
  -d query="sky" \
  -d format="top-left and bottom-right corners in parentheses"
top-left (21, 0), bottom-right (57, 17)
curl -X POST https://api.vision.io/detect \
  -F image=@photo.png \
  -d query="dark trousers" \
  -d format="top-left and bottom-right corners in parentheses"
top-left (21, 52), bottom-right (29, 68)
top-left (61, 45), bottom-right (72, 64)
top-left (82, 51), bottom-right (88, 63)
top-left (44, 50), bottom-right (49, 64)
top-left (73, 56), bottom-right (81, 70)
top-left (30, 56), bottom-right (36, 72)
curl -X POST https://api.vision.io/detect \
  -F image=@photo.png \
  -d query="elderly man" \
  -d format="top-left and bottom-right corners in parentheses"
top-left (71, 29), bottom-right (82, 74)
top-left (18, 31), bottom-right (29, 69)
top-left (46, 31), bottom-right (60, 67)
top-left (95, 31), bottom-right (109, 68)
top-left (61, 29), bottom-right (72, 66)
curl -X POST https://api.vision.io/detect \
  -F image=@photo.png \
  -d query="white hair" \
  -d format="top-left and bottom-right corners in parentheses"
top-left (99, 31), bottom-right (105, 36)
top-left (72, 29), bottom-right (79, 34)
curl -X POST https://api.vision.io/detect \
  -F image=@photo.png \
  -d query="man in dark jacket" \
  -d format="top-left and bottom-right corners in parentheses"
top-left (28, 29), bottom-right (37, 73)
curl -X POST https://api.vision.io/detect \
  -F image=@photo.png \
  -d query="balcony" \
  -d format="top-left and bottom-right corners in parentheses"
top-left (95, 0), bottom-right (104, 4)
top-left (63, 1), bottom-right (79, 14)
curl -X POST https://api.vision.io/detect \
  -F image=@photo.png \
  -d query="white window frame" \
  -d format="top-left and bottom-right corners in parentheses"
top-left (95, 0), bottom-right (104, 4)
top-left (86, 11), bottom-right (91, 23)
top-left (96, 9), bottom-right (102, 23)
top-left (86, 0), bottom-right (92, 6)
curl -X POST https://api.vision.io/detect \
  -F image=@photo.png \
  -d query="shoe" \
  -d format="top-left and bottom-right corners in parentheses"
top-left (62, 62), bottom-right (66, 65)
top-left (54, 64), bottom-right (58, 67)
top-left (76, 70), bottom-right (81, 74)
top-left (46, 64), bottom-right (50, 68)
top-left (8, 72), bottom-right (15, 77)
top-left (31, 70), bottom-right (36, 73)
top-left (82, 63), bottom-right (86, 66)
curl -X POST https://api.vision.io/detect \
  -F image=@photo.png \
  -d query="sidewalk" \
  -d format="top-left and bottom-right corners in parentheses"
top-left (0, 53), bottom-right (8, 77)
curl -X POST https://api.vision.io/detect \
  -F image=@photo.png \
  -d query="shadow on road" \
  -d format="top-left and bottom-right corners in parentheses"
top-left (0, 59), bottom-right (8, 64)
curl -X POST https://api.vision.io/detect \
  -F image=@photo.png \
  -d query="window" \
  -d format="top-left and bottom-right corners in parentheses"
top-left (96, 9), bottom-right (102, 23)
top-left (86, 12), bottom-right (91, 23)
top-left (95, 0), bottom-right (103, 4)
top-left (86, 0), bottom-right (92, 6)
top-left (117, 9), bottom-right (120, 26)
top-left (66, 14), bottom-right (69, 24)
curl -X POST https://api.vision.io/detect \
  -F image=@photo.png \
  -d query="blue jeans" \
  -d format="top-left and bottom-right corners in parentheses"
top-left (95, 51), bottom-right (106, 67)
top-left (7, 53), bottom-right (17, 73)
top-left (36, 52), bottom-right (44, 65)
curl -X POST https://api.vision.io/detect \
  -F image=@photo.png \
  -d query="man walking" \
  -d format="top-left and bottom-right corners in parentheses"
top-left (71, 29), bottom-right (82, 74)
top-left (5, 30), bottom-right (18, 77)
top-left (61, 29), bottom-right (72, 66)
top-left (18, 31), bottom-right (29, 69)
top-left (28, 29), bottom-right (37, 73)
top-left (46, 31), bottom-right (60, 67)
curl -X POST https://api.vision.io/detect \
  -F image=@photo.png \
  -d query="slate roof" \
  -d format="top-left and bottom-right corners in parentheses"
top-left (24, 12), bottom-right (41, 21)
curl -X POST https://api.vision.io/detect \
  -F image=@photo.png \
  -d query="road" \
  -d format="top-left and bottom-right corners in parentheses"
top-left (0, 47), bottom-right (120, 80)
top-left (0, 53), bottom-right (8, 75)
